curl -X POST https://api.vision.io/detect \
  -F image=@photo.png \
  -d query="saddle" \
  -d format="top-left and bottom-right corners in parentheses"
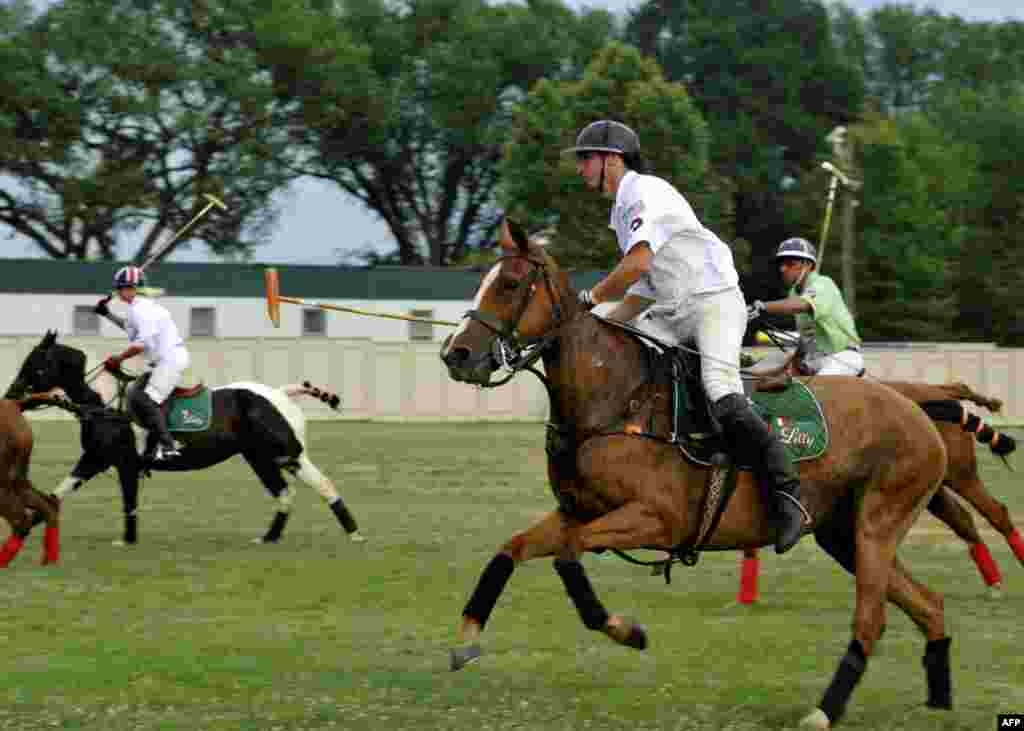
top-left (131, 372), bottom-right (213, 432)
top-left (161, 383), bottom-right (212, 432)
top-left (597, 316), bottom-right (830, 468)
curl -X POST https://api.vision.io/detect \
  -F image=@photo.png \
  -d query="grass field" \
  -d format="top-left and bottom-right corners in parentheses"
top-left (2, 421), bottom-right (1021, 730)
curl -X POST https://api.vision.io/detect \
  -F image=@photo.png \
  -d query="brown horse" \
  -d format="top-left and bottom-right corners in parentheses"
top-left (0, 399), bottom-right (60, 567)
top-left (439, 220), bottom-right (952, 729)
top-left (736, 381), bottom-right (1022, 603)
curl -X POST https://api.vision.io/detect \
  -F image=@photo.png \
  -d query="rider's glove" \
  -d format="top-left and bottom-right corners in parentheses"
top-left (746, 300), bottom-right (766, 322)
top-left (94, 295), bottom-right (112, 317)
top-left (577, 288), bottom-right (596, 310)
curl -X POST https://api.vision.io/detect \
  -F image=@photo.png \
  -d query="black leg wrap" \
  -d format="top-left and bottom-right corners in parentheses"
top-left (976, 424), bottom-right (996, 443)
top-left (923, 637), bottom-right (953, 709)
top-left (263, 511), bottom-right (289, 543)
top-left (819, 639), bottom-right (868, 724)
top-left (462, 553), bottom-right (515, 629)
top-left (991, 431), bottom-right (1016, 456)
top-left (554, 558), bottom-right (610, 631)
top-left (963, 413), bottom-right (981, 432)
top-left (919, 400), bottom-right (963, 423)
top-left (330, 498), bottom-right (359, 534)
top-left (124, 513), bottom-right (138, 544)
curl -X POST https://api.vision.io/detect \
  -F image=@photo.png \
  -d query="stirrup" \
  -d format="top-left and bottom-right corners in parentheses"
top-left (776, 490), bottom-right (812, 526)
top-left (154, 444), bottom-right (182, 461)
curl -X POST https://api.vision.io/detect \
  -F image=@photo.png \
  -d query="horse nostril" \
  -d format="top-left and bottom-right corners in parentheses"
top-left (443, 346), bottom-right (471, 367)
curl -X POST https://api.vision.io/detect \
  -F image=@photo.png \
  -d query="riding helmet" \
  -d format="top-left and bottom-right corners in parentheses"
top-left (113, 265), bottom-right (146, 289)
top-left (564, 120), bottom-right (643, 171)
top-left (775, 238), bottom-right (818, 266)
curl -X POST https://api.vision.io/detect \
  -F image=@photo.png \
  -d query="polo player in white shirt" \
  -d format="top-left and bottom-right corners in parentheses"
top-left (97, 265), bottom-right (190, 462)
top-left (568, 119), bottom-right (808, 554)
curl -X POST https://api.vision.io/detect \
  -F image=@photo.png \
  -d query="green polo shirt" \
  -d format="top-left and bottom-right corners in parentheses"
top-left (790, 272), bottom-right (861, 356)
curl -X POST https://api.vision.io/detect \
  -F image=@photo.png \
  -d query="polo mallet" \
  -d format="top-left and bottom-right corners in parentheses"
top-left (97, 193), bottom-right (228, 317)
top-left (818, 161), bottom-right (852, 266)
top-left (138, 193), bottom-right (229, 273)
top-left (264, 268), bottom-right (459, 328)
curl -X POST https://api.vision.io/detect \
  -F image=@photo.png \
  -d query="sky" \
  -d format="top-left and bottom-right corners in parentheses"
top-left (8, 0), bottom-right (1023, 266)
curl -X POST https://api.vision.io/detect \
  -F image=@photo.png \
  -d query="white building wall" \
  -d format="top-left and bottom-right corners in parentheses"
top-left (0, 294), bottom-right (470, 341)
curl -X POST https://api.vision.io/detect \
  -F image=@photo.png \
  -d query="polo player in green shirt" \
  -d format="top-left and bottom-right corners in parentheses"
top-left (747, 237), bottom-right (864, 376)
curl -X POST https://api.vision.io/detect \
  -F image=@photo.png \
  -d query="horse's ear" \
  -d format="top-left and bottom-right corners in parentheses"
top-left (42, 330), bottom-right (56, 346)
top-left (505, 218), bottom-right (530, 254)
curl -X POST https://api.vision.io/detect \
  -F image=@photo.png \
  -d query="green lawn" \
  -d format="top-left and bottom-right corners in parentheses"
top-left (1, 421), bottom-right (1020, 730)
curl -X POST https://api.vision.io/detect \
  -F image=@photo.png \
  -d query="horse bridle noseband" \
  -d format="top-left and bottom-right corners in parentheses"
top-left (460, 254), bottom-right (565, 387)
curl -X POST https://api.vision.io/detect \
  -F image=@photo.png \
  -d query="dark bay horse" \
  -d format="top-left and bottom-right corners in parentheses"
top-left (4, 331), bottom-right (363, 547)
top-left (0, 399), bottom-right (59, 567)
top-left (735, 380), bottom-right (1022, 603)
top-left (439, 220), bottom-right (952, 729)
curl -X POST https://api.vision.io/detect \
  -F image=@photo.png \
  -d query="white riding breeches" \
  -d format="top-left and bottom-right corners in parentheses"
top-left (807, 348), bottom-right (864, 376)
top-left (634, 287), bottom-right (746, 404)
top-left (748, 348), bottom-right (864, 377)
top-left (144, 346), bottom-right (191, 403)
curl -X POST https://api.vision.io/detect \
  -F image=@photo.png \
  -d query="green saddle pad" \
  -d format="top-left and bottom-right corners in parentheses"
top-left (166, 387), bottom-right (212, 432)
top-left (751, 381), bottom-right (829, 462)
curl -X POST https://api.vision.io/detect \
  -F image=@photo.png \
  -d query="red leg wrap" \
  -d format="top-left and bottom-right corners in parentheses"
top-left (0, 535), bottom-right (26, 567)
top-left (43, 525), bottom-right (60, 565)
top-left (737, 552), bottom-right (760, 604)
top-left (1008, 529), bottom-right (1024, 564)
top-left (969, 542), bottom-right (1001, 587)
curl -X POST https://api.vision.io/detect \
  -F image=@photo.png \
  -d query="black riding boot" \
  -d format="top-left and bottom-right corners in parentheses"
top-left (129, 389), bottom-right (180, 461)
top-left (713, 392), bottom-right (807, 554)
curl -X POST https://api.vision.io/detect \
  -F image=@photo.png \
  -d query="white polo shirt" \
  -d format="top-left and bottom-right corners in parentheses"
top-left (611, 171), bottom-right (738, 305)
top-left (126, 296), bottom-right (185, 363)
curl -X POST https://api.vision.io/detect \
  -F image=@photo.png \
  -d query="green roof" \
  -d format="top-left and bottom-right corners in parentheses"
top-left (0, 259), bottom-right (606, 300)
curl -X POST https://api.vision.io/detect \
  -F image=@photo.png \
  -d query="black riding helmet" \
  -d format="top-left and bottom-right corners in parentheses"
top-left (563, 120), bottom-right (645, 172)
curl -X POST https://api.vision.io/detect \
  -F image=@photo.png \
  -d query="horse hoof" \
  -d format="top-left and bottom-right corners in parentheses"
top-left (449, 644), bottom-right (481, 671)
top-left (349, 531), bottom-right (367, 543)
top-left (111, 540), bottom-right (135, 548)
top-left (799, 708), bottom-right (830, 729)
top-left (987, 583), bottom-right (1003, 600)
top-left (623, 623), bottom-right (647, 651)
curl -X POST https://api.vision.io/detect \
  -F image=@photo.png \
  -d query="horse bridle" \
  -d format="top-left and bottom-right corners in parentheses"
top-left (460, 254), bottom-right (565, 388)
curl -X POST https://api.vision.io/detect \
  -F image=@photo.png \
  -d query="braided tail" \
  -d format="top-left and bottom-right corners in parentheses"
top-left (282, 381), bottom-right (342, 411)
top-left (919, 400), bottom-right (1016, 457)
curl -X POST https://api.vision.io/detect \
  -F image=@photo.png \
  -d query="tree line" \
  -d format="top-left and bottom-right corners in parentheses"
top-left (2, 0), bottom-right (1022, 342)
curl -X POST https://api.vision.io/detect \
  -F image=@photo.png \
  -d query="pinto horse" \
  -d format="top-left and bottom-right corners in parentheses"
top-left (735, 381), bottom-right (1022, 603)
top-left (4, 331), bottom-right (363, 547)
top-left (0, 399), bottom-right (59, 567)
top-left (439, 220), bottom-right (952, 729)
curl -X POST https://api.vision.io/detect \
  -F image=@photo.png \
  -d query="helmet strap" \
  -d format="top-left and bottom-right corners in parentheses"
top-left (598, 155), bottom-right (607, 196)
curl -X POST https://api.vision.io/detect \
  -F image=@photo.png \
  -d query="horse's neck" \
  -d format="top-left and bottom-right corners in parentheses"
top-left (543, 315), bottom-right (649, 433)
top-left (56, 347), bottom-right (104, 408)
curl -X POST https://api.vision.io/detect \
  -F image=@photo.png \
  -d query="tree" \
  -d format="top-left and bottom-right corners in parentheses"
top-left (498, 42), bottom-right (727, 270)
top-left (278, 0), bottom-right (616, 266)
top-left (923, 85), bottom-right (1024, 343)
top-left (622, 0), bottom-right (864, 298)
top-left (0, 0), bottom-right (314, 261)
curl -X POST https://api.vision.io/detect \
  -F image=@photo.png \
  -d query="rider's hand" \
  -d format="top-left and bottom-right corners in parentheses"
top-left (577, 289), bottom-right (596, 311)
top-left (103, 355), bottom-right (122, 372)
top-left (746, 300), bottom-right (766, 322)
top-left (94, 295), bottom-right (112, 317)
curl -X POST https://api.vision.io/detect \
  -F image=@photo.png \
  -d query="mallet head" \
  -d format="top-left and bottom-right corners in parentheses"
top-left (265, 268), bottom-right (281, 328)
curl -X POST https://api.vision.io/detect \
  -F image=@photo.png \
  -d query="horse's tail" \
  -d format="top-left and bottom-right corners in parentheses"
top-left (918, 398), bottom-right (1016, 460)
top-left (923, 381), bottom-right (1003, 412)
top-left (281, 381), bottom-right (341, 411)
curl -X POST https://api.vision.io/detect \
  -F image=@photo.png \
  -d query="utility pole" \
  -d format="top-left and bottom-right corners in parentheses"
top-left (825, 126), bottom-right (863, 315)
